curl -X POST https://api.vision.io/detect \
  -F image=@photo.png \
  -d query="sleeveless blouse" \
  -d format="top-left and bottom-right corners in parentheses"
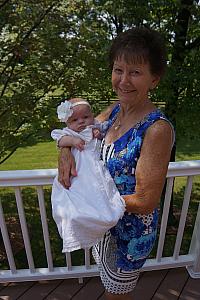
top-left (100, 103), bottom-right (173, 271)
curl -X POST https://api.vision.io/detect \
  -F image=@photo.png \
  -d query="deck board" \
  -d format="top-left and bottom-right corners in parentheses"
top-left (17, 280), bottom-right (63, 300)
top-left (1, 268), bottom-right (200, 300)
top-left (151, 268), bottom-right (189, 300)
top-left (45, 278), bottom-right (90, 300)
top-left (72, 277), bottom-right (104, 300)
top-left (132, 269), bottom-right (168, 299)
top-left (179, 275), bottom-right (200, 300)
top-left (0, 281), bottom-right (35, 300)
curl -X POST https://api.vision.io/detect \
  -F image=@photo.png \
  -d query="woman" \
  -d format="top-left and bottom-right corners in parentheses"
top-left (58, 27), bottom-right (174, 300)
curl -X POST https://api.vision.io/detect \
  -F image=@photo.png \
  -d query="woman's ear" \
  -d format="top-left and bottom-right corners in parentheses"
top-left (150, 75), bottom-right (160, 90)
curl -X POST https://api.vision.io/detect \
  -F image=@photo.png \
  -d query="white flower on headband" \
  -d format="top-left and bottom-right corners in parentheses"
top-left (57, 100), bottom-right (73, 122)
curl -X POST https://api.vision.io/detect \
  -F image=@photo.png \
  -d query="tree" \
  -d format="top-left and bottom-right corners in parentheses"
top-left (0, 0), bottom-right (110, 163)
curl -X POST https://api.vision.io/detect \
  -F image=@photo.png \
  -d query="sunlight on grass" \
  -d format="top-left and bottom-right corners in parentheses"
top-left (0, 137), bottom-right (199, 171)
top-left (0, 141), bottom-right (58, 171)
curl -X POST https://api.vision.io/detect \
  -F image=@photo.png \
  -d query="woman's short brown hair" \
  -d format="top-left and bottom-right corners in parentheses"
top-left (109, 27), bottom-right (167, 78)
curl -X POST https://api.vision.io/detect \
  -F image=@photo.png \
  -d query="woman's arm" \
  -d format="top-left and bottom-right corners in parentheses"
top-left (58, 147), bottom-right (77, 188)
top-left (123, 120), bottom-right (173, 214)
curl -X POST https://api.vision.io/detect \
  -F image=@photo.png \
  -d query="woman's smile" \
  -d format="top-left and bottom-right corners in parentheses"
top-left (112, 59), bottom-right (159, 105)
top-left (119, 88), bottom-right (135, 93)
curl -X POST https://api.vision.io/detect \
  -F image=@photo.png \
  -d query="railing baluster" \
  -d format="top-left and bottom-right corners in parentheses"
top-left (36, 186), bottom-right (53, 271)
top-left (65, 252), bottom-right (72, 270)
top-left (14, 187), bottom-right (35, 272)
top-left (84, 248), bottom-right (91, 269)
top-left (187, 194), bottom-right (200, 277)
top-left (173, 176), bottom-right (193, 260)
top-left (156, 177), bottom-right (174, 262)
top-left (0, 200), bottom-right (17, 273)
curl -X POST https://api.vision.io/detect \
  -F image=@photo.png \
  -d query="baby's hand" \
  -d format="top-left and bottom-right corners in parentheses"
top-left (93, 128), bottom-right (102, 139)
top-left (72, 137), bottom-right (85, 151)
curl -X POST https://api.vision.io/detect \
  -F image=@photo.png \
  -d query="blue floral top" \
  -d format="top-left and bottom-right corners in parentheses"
top-left (102, 103), bottom-right (172, 271)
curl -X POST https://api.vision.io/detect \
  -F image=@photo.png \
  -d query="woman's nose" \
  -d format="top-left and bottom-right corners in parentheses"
top-left (120, 72), bottom-right (130, 85)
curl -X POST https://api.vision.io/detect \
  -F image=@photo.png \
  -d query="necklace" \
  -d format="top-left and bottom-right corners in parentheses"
top-left (114, 117), bottom-right (121, 130)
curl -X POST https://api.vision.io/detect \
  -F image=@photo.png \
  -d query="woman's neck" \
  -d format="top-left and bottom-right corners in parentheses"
top-left (119, 98), bottom-right (156, 119)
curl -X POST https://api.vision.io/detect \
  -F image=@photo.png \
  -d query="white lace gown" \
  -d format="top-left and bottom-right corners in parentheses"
top-left (51, 127), bottom-right (125, 252)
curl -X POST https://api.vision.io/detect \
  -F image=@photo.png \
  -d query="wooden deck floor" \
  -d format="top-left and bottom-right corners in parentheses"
top-left (0, 267), bottom-right (200, 300)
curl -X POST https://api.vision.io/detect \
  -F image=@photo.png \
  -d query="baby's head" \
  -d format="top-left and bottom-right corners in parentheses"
top-left (57, 98), bottom-right (94, 132)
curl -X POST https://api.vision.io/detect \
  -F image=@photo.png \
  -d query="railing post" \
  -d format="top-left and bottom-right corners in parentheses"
top-left (187, 201), bottom-right (200, 278)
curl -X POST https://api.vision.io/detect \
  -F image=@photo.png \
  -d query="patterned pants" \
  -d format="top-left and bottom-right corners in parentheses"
top-left (92, 231), bottom-right (140, 295)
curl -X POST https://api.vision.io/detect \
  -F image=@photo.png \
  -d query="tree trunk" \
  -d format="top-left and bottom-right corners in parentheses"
top-left (161, 0), bottom-right (194, 226)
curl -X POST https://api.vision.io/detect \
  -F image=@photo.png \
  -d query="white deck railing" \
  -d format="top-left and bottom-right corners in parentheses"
top-left (0, 160), bottom-right (200, 283)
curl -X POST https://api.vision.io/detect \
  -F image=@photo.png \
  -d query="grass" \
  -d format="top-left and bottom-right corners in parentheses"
top-left (176, 137), bottom-right (200, 161)
top-left (0, 141), bottom-right (58, 171)
top-left (0, 137), bottom-right (199, 269)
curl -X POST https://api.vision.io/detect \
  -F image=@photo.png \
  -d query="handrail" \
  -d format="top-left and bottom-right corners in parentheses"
top-left (166, 160), bottom-right (200, 177)
top-left (0, 160), bottom-right (200, 187)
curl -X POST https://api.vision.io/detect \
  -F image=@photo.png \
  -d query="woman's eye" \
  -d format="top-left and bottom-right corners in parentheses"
top-left (130, 70), bottom-right (140, 76)
top-left (114, 68), bottom-right (122, 74)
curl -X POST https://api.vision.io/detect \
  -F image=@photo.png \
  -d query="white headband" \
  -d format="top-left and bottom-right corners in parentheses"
top-left (72, 101), bottom-right (90, 108)
top-left (57, 100), bottom-right (91, 122)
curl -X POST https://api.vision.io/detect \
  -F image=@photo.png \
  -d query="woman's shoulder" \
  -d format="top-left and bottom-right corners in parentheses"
top-left (146, 118), bottom-right (172, 134)
top-left (138, 109), bottom-right (175, 148)
top-left (145, 118), bottom-right (175, 149)
top-left (142, 109), bottom-right (174, 132)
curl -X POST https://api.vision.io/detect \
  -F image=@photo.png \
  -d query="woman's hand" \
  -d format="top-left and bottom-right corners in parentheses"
top-left (58, 147), bottom-right (77, 189)
top-left (92, 128), bottom-right (102, 139)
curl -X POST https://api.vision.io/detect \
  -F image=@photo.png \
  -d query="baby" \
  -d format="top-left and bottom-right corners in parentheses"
top-left (51, 98), bottom-right (125, 252)
top-left (55, 98), bottom-right (105, 151)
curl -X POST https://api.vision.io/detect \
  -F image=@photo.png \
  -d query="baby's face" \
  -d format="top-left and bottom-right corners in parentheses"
top-left (67, 104), bottom-right (94, 132)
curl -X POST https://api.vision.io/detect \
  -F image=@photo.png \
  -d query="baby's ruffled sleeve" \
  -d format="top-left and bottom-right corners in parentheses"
top-left (94, 120), bottom-right (110, 137)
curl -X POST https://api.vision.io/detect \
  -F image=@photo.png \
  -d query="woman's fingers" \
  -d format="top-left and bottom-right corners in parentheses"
top-left (58, 148), bottom-right (77, 189)
top-left (70, 157), bottom-right (77, 177)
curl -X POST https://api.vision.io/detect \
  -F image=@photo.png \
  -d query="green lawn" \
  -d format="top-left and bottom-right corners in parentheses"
top-left (0, 137), bottom-right (199, 171)
top-left (0, 138), bottom-right (199, 269)
top-left (176, 137), bottom-right (200, 161)
top-left (0, 141), bottom-right (58, 171)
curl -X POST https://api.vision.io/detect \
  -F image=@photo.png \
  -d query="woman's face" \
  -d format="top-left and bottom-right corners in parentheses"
top-left (112, 58), bottom-right (160, 106)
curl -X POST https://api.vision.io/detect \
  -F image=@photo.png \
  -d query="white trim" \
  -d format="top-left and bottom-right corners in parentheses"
top-left (0, 160), bottom-right (199, 187)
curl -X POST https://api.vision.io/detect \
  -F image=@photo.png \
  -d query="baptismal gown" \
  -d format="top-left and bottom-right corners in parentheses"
top-left (51, 127), bottom-right (125, 252)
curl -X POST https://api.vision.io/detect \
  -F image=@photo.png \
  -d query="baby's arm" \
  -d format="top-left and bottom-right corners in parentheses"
top-left (51, 129), bottom-right (85, 151)
top-left (58, 136), bottom-right (85, 151)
